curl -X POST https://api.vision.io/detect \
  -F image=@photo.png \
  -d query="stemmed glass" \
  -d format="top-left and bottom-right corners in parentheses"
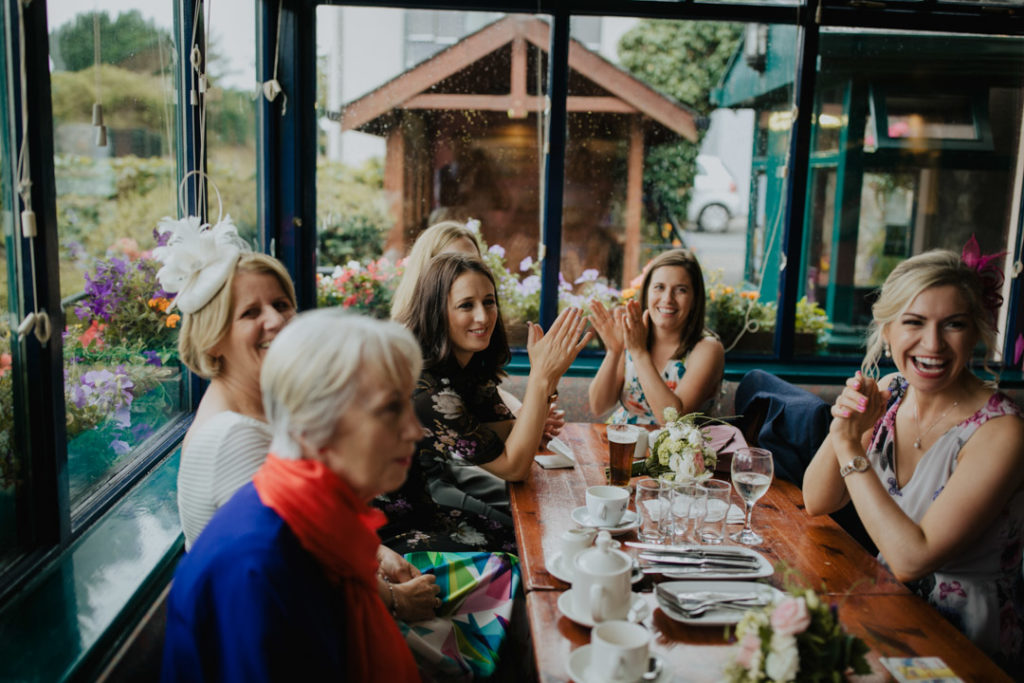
top-left (730, 447), bottom-right (774, 545)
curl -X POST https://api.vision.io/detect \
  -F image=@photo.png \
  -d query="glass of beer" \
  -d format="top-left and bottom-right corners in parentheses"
top-left (607, 424), bottom-right (638, 487)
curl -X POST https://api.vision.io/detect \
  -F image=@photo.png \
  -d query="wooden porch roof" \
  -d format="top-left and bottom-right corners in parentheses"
top-left (339, 15), bottom-right (699, 143)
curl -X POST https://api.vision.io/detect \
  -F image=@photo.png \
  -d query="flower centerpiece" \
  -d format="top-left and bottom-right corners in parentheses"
top-left (315, 256), bottom-right (402, 318)
top-left (726, 587), bottom-right (870, 683)
top-left (643, 407), bottom-right (717, 481)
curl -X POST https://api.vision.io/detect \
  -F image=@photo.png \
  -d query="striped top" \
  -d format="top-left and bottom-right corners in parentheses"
top-left (177, 411), bottom-right (271, 550)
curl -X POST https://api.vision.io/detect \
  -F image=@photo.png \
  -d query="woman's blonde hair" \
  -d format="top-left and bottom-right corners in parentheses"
top-left (390, 220), bottom-right (481, 321)
top-left (862, 249), bottom-right (999, 378)
top-left (178, 253), bottom-right (296, 379)
top-left (261, 309), bottom-right (422, 459)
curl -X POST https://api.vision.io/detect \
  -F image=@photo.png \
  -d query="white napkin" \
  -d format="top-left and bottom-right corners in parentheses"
top-left (727, 503), bottom-right (745, 524)
top-left (535, 437), bottom-right (576, 469)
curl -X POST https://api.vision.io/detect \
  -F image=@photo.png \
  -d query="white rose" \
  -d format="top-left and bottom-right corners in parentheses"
top-left (765, 633), bottom-right (800, 682)
top-left (451, 522), bottom-right (486, 546)
top-left (687, 428), bottom-right (702, 447)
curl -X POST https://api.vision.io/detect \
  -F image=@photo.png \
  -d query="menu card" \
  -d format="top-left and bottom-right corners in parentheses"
top-left (879, 657), bottom-right (963, 683)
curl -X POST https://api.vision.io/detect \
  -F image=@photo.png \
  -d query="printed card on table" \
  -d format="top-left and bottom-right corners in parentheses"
top-left (879, 657), bottom-right (963, 683)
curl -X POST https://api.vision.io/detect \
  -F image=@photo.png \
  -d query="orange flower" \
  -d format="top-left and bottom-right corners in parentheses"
top-left (0, 352), bottom-right (10, 377)
top-left (148, 297), bottom-right (171, 312)
top-left (621, 287), bottom-right (637, 301)
top-left (79, 320), bottom-right (106, 348)
top-left (165, 314), bottom-right (181, 328)
top-left (741, 291), bottom-right (760, 301)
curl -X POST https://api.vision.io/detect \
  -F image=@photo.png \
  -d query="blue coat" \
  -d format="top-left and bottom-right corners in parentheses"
top-left (162, 484), bottom-right (349, 682)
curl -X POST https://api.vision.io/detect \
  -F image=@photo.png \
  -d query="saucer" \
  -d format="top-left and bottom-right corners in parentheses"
top-left (548, 552), bottom-right (644, 585)
top-left (571, 506), bottom-right (641, 535)
top-left (557, 590), bottom-right (648, 628)
top-left (566, 644), bottom-right (666, 683)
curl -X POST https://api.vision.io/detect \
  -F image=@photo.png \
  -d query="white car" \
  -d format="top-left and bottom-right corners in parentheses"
top-left (687, 154), bottom-right (743, 233)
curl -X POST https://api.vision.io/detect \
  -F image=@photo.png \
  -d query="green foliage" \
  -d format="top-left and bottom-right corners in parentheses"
top-left (51, 10), bottom-right (172, 73)
top-left (50, 65), bottom-right (174, 131)
top-left (617, 20), bottom-right (742, 223)
top-left (319, 214), bottom-right (386, 267)
top-left (316, 159), bottom-right (390, 267)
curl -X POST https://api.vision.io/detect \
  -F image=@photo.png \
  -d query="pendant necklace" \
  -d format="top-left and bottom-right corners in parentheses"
top-left (912, 396), bottom-right (959, 450)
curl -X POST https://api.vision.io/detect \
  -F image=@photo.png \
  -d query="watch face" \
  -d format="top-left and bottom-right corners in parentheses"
top-left (853, 455), bottom-right (869, 472)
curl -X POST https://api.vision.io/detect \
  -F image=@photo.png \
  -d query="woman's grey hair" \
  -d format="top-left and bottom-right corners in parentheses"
top-left (260, 309), bottom-right (423, 459)
top-left (862, 249), bottom-right (997, 379)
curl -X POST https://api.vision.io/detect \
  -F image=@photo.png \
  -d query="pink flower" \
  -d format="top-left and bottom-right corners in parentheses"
top-left (770, 597), bottom-right (811, 636)
top-left (735, 633), bottom-right (762, 670)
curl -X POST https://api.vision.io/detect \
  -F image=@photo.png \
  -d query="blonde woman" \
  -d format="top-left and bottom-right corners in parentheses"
top-left (802, 245), bottom-right (1024, 675)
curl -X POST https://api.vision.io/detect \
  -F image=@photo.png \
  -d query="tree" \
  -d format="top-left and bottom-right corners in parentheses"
top-left (51, 11), bottom-right (172, 74)
top-left (617, 20), bottom-right (741, 226)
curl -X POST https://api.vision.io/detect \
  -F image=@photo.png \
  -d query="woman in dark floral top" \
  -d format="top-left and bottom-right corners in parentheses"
top-left (378, 253), bottom-right (590, 553)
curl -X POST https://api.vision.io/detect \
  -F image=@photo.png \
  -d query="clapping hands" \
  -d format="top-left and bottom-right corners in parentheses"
top-left (526, 307), bottom-right (593, 380)
top-left (829, 371), bottom-right (891, 443)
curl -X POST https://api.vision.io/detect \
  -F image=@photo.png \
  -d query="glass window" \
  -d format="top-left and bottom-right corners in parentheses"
top-left (316, 7), bottom-right (547, 347)
top-left (801, 29), bottom-right (1024, 357)
top-left (591, 18), bottom-right (794, 356)
top-left (0, 65), bottom-right (15, 571)
top-left (47, 2), bottom-right (186, 511)
top-left (207, 0), bottom-right (260, 248)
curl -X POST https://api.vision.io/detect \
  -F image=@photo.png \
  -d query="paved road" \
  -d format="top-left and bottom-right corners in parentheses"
top-left (680, 217), bottom-right (748, 286)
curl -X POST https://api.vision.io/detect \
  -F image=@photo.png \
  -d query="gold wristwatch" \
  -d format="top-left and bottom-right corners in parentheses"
top-left (839, 455), bottom-right (869, 478)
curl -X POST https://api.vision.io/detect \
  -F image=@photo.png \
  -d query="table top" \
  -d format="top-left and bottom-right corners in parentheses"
top-left (510, 423), bottom-right (1010, 682)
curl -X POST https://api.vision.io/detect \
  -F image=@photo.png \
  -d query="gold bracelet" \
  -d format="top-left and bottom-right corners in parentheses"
top-left (384, 577), bottom-right (398, 617)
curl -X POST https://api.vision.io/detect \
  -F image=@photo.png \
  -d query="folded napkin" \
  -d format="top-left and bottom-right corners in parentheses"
top-left (534, 437), bottom-right (576, 469)
top-left (727, 503), bottom-right (745, 524)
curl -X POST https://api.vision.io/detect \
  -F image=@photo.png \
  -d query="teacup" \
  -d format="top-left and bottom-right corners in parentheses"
top-left (572, 531), bottom-right (634, 623)
top-left (586, 485), bottom-right (629, 527)
top-left (588, 620), bottom-right (650, 683)
top-left (559, 527), bottom-right (597, 580)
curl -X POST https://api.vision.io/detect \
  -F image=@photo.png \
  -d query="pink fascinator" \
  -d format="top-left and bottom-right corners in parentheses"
top-left (961, 234), bottom-right (1006, 324)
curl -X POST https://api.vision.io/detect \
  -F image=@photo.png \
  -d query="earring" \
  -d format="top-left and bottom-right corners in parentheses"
top-left (883, 342), bottom-right (891, 358)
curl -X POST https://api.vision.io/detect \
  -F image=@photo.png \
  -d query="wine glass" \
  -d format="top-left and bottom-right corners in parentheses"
top-left (730, 447), bottom-right (774, 545)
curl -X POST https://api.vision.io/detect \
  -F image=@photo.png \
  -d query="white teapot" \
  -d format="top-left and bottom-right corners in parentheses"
top-left (572, 530), bottom-right (634, 623)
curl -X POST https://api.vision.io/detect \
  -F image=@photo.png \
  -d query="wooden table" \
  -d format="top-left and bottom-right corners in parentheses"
top-left (510, 423), bottom-right (1010, 682)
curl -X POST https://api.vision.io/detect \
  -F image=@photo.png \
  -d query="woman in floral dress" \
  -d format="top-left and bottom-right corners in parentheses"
top-left (803, 244), bottom-right (1024, 676)
top-left (589, 248), bottom-right (724, 425)
top-left (378, 253), bottom-right (590, 553)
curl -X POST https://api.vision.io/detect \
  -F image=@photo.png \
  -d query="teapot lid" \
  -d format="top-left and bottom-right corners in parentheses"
top-left (575, 530), bottom-right (629, 574)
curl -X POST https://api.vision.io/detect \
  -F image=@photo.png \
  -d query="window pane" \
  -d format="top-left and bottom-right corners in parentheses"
top-left (0, 28), bottom-right (16, 568)
top-left (802, 29), bottom-right (1024, 357)
top-left (207, 0), bottom-right (259, 248)
top-left (47, 2), bottom-right (186, 510)
top-left (316, 7), bottom-right (545, 346)
top-left (570, 18), bottom-right (795, 356)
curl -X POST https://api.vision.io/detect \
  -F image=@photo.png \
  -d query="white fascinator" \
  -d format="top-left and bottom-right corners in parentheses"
top-left (152, 214), bottom-right (251, 314)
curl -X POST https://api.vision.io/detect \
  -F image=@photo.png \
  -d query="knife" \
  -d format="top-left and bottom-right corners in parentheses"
top-left (640, 564), bottom-right (755, 575)
top-left (634, 552), bottom-right (757, 569)
top-left (636, 551), bottom-right (759, 567)
top-left (625, 542), bottom-right (757, 560)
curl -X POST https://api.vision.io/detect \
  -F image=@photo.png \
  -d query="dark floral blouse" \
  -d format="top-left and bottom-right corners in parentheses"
top-left (376, 358), bottom-right (518, 554)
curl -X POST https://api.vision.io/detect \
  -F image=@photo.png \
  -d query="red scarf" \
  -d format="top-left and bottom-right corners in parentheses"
top-left (253, 454), bottom-right (420, 682)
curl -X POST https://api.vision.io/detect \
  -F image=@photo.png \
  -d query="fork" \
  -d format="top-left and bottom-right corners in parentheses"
top-left (655, 585), bottom-right (767, 616)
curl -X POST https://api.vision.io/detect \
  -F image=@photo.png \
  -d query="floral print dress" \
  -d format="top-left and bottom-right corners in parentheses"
top-left (376, 358), bottom-right (518, 554)
top-left (867, 377), bottom-right (1024, 675)
top-left (609, 345), bottom-right (719, 425)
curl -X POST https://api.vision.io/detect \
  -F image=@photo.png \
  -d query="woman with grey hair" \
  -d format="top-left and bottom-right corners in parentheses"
top-left (162, 310), bottom-right (425, 682)
top-left (802, 241), bottom-right (1024, 675)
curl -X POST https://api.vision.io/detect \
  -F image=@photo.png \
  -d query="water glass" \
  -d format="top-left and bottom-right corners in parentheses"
top-left (665, 478), bottom-right (707, 544)
top-left (635, 478), bottom-right (670, 543)
top-left (698, 479), bottom-right (733, 544)
top-left (730, 447), bottom-right (774, 545)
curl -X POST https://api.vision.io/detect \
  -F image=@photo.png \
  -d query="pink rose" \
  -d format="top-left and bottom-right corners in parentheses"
top-left (770, 597), bottom-right (811, 636)
top-left (735, 633), bottom-right (762, 670)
